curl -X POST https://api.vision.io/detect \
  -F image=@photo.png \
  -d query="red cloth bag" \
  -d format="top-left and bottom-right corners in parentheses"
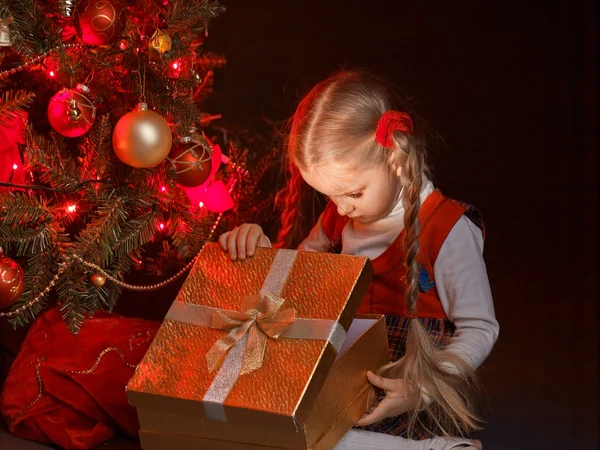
top-left (0, 112), bottom-right (27, 187)
top-left (0, 307), bottom-right (159, 449)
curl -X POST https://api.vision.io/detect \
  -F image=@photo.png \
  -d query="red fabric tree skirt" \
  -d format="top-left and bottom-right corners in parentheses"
top-left (0, 307), bottom-right (159, 449)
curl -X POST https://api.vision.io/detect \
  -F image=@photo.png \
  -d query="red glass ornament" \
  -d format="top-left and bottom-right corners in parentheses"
top-left (47, 86), bottom-right (96, 137)
top-left (0, 248), bottom-right (25, 308)
top-left (168, 136), bottom-right (213, 187)
top-left (74, 0), bottom-right (127, 46)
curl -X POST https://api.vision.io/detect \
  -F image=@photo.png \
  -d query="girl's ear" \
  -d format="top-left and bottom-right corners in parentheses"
top-left (387, 149), bottom-right (403, 178)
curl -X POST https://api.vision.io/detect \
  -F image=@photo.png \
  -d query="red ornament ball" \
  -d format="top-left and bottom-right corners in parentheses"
top-left (0, 248), bottom-right (25, 308)
top-left (48, 87), bottom-right (96, 137)
top-left (168, 136), bottom-right (213, 187)
top-left (74, 0), bottom-right (127, 46)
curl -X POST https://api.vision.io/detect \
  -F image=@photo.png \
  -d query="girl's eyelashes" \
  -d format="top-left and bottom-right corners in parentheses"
top-left (323, 192), bottom-right (362, 200)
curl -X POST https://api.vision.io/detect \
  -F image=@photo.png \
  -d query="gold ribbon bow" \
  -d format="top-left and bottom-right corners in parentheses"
top-left (205, 293), bottom-right (295, 376)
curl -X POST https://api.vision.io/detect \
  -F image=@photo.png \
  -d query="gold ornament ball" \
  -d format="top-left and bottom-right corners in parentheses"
top-left (90, 273), bottom-right (106, 287)
top-left (67, 100), bottom-right (82, 121)
top-left (112, 103), bottom-right (172, 168)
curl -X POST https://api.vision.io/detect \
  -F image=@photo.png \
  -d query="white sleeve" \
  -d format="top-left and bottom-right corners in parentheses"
top-left (297, 212), bottom-right (331, 253)
top-left (434, 216), bottom-right (499, 370)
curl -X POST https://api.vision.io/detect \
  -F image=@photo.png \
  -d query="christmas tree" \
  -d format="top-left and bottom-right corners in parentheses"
top-left (0, 0), bottom-right (280, 333)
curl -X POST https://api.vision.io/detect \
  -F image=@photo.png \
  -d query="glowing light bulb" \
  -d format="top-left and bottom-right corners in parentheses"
top-left (67, 204), bottom-right (77, 213)
top-left (172, 62), bottom-right (179, 70)
top-left (12, 163), bottom-right (18, 170)
top-left (49, 70), bottom-right (55, 77)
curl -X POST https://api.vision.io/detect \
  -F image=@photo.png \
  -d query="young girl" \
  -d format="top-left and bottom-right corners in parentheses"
top-left (219, 70), bottom-right (498, 443)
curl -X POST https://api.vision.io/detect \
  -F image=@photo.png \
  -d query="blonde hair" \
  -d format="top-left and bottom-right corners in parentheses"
top-left (278, 70), bottom-right (482, 437)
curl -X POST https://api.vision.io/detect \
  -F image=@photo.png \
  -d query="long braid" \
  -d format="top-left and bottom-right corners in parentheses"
top-left (401, 147), bottom-right (424, 315)
top-left (378, 137), bottom-right (483, 437)
top-left (275, 162), bottom-right (321, 249)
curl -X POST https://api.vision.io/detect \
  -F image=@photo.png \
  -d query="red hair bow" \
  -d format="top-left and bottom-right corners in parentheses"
top-left (375, 110), bottom-right (413, 148)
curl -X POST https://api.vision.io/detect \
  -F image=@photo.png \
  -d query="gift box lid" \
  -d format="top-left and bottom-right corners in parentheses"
top-left (127, 243), bottom-right (374, 432)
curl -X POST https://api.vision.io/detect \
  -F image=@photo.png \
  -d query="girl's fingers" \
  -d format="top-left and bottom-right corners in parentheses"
top-left (226, 228), bottom-right (239, 260)
top-left (218, 232), bottom-right (229, 251)
top-left (235, 224), bottom-right (252, 260)
top-left (366, 371), bottom-right (397, 392)
top-left (219, 225), bottom-right (265, 260)
top-left (355, 399), bottom-right (391, 427)
top-left (246, 226), bottom-right (264, 256)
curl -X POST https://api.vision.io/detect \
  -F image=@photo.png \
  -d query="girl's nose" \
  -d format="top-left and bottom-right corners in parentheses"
top-left (337, 202), bottom-right (354, 217)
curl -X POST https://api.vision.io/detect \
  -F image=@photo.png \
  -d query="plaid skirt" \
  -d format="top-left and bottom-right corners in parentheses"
top-left (358, 315), bottom-right (455, 439)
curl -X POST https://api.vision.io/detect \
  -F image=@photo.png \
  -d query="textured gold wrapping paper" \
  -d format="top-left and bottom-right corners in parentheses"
top-left (136, 315), bottom-right (390, 450)
top-left (127, 243), bottom-right (374, 433)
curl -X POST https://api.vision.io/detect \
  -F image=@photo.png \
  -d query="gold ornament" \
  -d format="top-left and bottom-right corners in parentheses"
top-left (0, 15), bottom-right (13, 47)
top-left (112, 103), bottom-right (172, 168)
top-left (90, 273), bottom-right (106, 287)
top-left (67, 100), bottom-right (82, 121)
top-left (59, 0), bottom-right (75, 18)
top-left (149, 29), bottom-right (172, 63)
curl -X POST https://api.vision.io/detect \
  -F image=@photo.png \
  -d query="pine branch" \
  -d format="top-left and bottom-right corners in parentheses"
top-left (0, 190), bottom-right (53, 226)
top-left (58, 274), bottom-right (90, 334)
top-left (80, 252), bottom-right (137, 315)
top-left (94, 251), bottom-right (138, 311)
top-left (146, 90), bottom-right (199, 135)
top-left (0, 223), bottom-right (52, 256)
top-left (25, 125), bottom-right (82, 191)
top-left (79, 115), bottom-right (114, 188)
top-left (6, 229), bottom-right (66, 329)
top-left (166, 0), bottom-right (225, 32)
top-left (72, 195), bottom-right (128, 266)
top-left (0, 90), bottom-right (35, 127)
top-left (170, 208), bottom-right (210, 258)
top-left (1, 0), bottom-right (60, 55)
top-left (111, 211), bottom-right (161, 264)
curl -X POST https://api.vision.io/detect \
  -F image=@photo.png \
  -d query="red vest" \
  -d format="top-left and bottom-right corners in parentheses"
top-left (322, 190), bottom-right (471, 320)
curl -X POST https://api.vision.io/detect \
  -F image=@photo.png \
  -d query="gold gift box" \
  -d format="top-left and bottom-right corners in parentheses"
top-left (126, 244), bottom-right (389, 449)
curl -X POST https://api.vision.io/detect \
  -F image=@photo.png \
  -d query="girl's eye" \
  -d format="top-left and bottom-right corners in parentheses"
top-left (347, 192), bottom-right (363, 199)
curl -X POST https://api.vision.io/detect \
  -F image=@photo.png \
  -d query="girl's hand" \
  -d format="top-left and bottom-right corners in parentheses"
top-left (218, 224), bottom-right (271, 261)
top-left (355, 371), bottom-right (419, 427)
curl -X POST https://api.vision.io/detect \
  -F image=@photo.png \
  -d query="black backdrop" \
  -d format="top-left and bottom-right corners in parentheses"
top-left (202, 1), bottom-right (597, 449)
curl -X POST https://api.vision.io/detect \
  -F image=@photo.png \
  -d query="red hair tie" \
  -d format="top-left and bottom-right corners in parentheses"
top-left (403, 309), bottom-right (420, 320)
top-left (375, 110), bottom-right (414, 148)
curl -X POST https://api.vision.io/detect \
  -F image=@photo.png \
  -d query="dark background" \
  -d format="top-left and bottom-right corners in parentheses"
top-left (1, 1), bottom-right (597, 449)
top-left (203, 1), bottom-right (598, 449)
